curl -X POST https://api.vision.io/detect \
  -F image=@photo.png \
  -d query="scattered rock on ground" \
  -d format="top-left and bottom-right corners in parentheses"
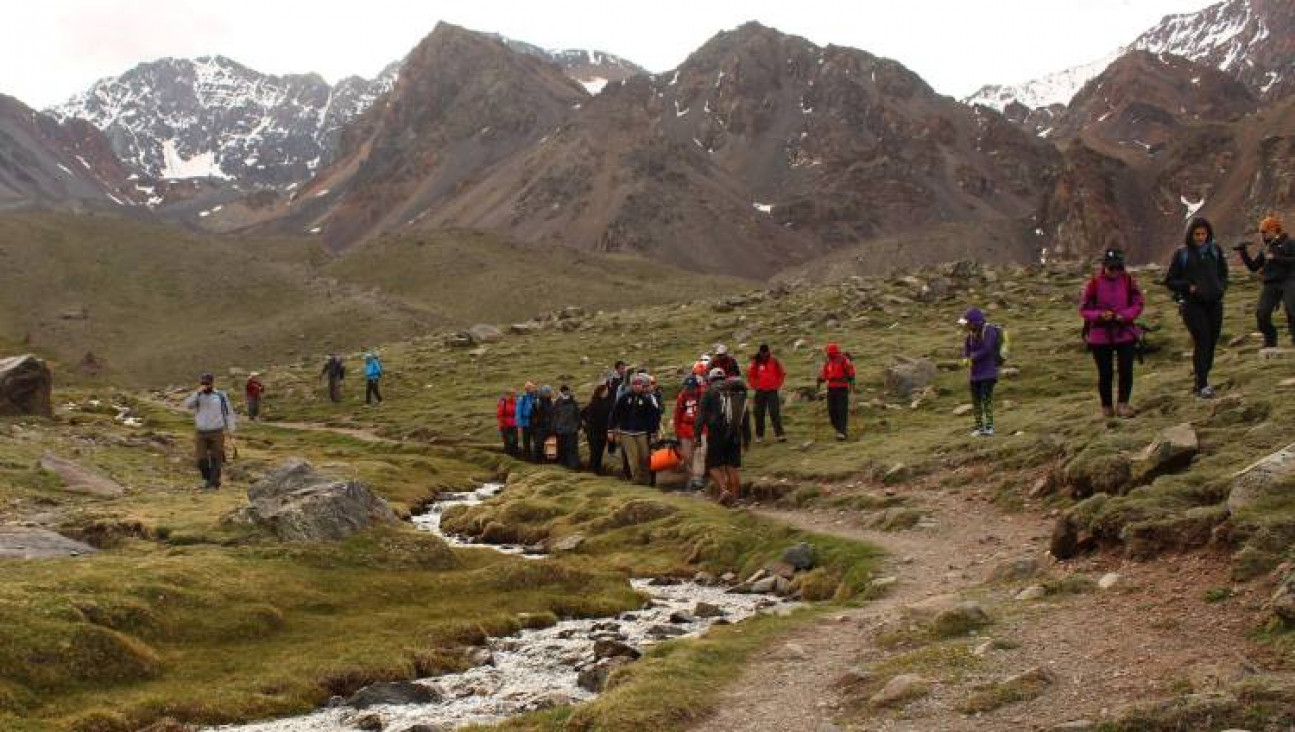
top-left (1227, 443), bottom-right (1295, 515)
top-left (1098, 572), bottom-right (1121, 590)
top-left (235, 459), bottom-right (400, 542)
top-left (1135, 423), bottom-right (1198, 481)
top-left (870, 673), bottom-right (931, 708)
top-left (781, 542), bottom-right (816, 571)
top-left (0, 354), bottom-right (52, 417)
top-left (549, 533), bottom-right (585, 552)
top-left (39, 454), bottom-right (126, 497)
top-left (884, 356), bottom-right (938, 398)
top-left (467, 324), bottom-right (503, 344)
top-left (577, 657), bottom-right (633, 692)
top-left (0, 526), bottom-right (98, 559)
top-left (991, 557), bottom-right (1041, 582)
top-left (694, 602), bottom-right (725, 618)
top-left (593, 638), bottom-right (641, 660)
top-left (1016, 585), bottom-right (1047, 601)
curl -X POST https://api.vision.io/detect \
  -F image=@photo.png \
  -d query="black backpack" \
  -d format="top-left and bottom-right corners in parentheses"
top-left (710, 385), bottom-right (747, 444)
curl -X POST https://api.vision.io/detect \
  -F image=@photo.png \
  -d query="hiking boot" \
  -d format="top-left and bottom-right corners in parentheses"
top-left (1197, 386), bottom-right (1216, 399)
top-left (835, 432), bottom-right (847, 441)
top-left (981, 427), bottom-right (995, 437)
top-left (1101, 406), bottom-right (1115, 419)
top-left (754, 436), bottom-right (764, 443)
top-left (1116, 403), bottom-right (1134, 418)
top-left (776, 435), bottom-right (787, 443)
top-left (970, 427), bottom-right (984, 437)
top-left (717, 490), bottom-right (736, 507)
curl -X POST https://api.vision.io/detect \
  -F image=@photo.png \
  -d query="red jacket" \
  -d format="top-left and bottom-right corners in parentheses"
top-left (748, 357), bottom-right (786, 391)
top-left (673, 388), bottom-right (702, 439)
top-left (497, 396), bottom-right (517, 429)
top-left (819, 355), bottom-right (856, 389)
top-left (245, 378), bottom-right (265, 399)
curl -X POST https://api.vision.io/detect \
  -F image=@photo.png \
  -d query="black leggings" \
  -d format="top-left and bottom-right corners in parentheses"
top-left (1090, 342), bottom-right (1135, 407)
top-left (826, 387), bottom-right (850, 435)
top-left (587, 436), bottom-right (607, 475)
top-left (1180, 301), bottom-right (1223, 391)
top-left (753, 390), bottom-right (784, 437)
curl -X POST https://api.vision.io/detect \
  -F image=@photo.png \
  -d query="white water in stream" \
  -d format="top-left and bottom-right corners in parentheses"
top-left (211, 485), bottom-right (794, 732)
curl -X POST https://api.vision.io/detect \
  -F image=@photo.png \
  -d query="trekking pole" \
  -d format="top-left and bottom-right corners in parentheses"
top-left (226, 432), bottom-right (240, 461)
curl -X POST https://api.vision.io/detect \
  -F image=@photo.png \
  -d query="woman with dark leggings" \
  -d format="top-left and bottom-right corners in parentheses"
top-left (1081, 248), bottom-right (1145, 418)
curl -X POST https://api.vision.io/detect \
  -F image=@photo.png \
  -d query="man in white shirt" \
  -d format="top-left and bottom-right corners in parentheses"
top-left (182, 373), bottom-right (237, 489)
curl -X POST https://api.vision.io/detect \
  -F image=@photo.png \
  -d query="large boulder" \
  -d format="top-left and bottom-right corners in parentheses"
top-left (0, 355), bottom-right (52, 417)
top-left (0, 526), bottom-right (97, 559)
top-left (1134, 423), bottom-right (1199, 482)
top-left (240, 459), bottom-right (399, 542)
top-left (884, 357), bottom-right (937, 398)
top-left (1228, 443), bottom-right (1295, 515)
top-left (1270, 568), bottom-right (1295, 627)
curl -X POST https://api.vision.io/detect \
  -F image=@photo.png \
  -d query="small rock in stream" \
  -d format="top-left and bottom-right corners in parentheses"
top-left (647, 624), bottom-right (688, 639)
top-left (593, 638), bottom-right (641, 660)
top-left (577, 657), bottom-right (634, 692)
top-left (346, 681), bottom-right (441, 709)
top-left (669, 610), bottom-right (698, 624)
top-left (694, 601), bottom-right (726, 618)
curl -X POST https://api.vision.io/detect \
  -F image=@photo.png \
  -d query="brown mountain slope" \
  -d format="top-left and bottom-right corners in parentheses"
top-left (420, 23), bottom-right (1059, 277)
top-left (237, 22), bottom-right (587, 248)
top-left (0, 94), bottom-right (140, 212)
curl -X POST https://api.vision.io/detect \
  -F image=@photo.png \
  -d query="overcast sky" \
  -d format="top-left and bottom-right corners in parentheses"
top-left (10, 0), bottom-right (1217, 109)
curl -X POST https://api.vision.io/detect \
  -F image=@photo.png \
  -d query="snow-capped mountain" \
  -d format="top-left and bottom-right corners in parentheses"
top-left (967, 0), bottom-right (1293, 111)
top-left (496, 38), bottom-right (646, 94)
top-left (49, 56), bottom-right (398, 187)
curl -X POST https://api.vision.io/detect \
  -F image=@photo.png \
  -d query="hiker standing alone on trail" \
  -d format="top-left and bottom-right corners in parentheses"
top-left (1235, 215), bottom-right (1295, 348)
top-left (608, 373), bottom-right (661, 485)
top-left (748, 344), bottom-right (787, 443)
top-left (497, 388), bottom-right (519, 457)
top-left (363, 351), bottom-right (384, 406)
top-left (245, 372), bottom-right (265, 421)
top-left (1081, 249), bottom-right (1145, 419)
top-left (961, 308), bottom-right (1000, 437)
top-left (320, 354), bottom-right (346, 403)
top-left (1165, 217), bottom-right (1229, 398)
top-left (817, 343), bottom-right (855, 441)
top-left (183, 373), bottom-right (236, 490)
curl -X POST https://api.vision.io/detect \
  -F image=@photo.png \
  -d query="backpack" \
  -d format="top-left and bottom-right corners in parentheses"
top-left (1175, 242), bottom-right (1222, 271)
top-left (710, 386), bottom-right (746, 444)
top-left (988, 324), bottom-right (1010, 366)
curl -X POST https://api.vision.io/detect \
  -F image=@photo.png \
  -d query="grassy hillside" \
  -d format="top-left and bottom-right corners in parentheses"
top-left (0, 213), bottom-right (745, 386)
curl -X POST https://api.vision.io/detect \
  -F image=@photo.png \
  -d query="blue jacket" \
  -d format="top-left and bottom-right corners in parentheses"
top-left (608, 390), bottom-right (662, 435)
top-left (516, 392), bottom-right (536, 428)
top-left (364, 355), bottom-right (383, 380)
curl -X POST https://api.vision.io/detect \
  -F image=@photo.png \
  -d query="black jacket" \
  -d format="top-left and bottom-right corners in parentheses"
top-left (552, 395), bottom-right (581, 435)
top-left (608, 391), bottom-right (662, 435)
top-left (1240, 233), bottom-right (1295, 284)
top-left (1165, 243), bottom-right (1228, 304)
top-left (532, 397), bottom-right (554, 435)
top-left (582, 394), bottom-right (614, 435)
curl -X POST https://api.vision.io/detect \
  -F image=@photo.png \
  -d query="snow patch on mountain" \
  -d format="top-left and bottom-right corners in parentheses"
top-left (966, 51), bottom-right (1121, 111)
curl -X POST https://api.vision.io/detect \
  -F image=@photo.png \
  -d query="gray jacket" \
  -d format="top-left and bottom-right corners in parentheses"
top-left (183, 390), bottom-right (237, 433)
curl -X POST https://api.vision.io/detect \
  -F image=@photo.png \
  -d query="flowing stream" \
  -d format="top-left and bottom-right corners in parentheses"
top-left (212, 484), bottom-right (793, 732)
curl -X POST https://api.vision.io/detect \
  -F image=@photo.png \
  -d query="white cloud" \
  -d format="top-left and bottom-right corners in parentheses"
top-left (6, 0), bottom-right (1218, 109)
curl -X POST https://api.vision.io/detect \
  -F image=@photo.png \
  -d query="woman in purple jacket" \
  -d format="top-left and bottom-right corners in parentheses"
top-left (961, 307), bottom-right (1000, 437)
top-left (1080, 248), bottom-right (1145, 418)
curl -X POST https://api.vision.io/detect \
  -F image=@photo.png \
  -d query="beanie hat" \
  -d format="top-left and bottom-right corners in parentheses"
top-left (958, 308), bottom-right (986, 326)
top-left (1260, 215), bottom-right (1283, 234)
top-left (199, 373), bottom-right (214, 384)
top-left (825, 343), bottom-right (841, 357)
top-left (708, 367), bottom-right (727, 382)
top-left (1102, 248), bottom-right (1126, 269)
top-left (715, 344), bottom-right (728, 355)
top-left (539, 385), bottom-right (553, 397)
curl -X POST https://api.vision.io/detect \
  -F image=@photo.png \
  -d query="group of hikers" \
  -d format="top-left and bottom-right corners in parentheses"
top-left (181, 215), bottom-right (1290, 495)
top-left (494, 345), bottom-right (807, 505)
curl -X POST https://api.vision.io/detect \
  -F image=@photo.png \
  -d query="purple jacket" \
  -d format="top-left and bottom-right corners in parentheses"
top-left (1080, 273), bottom-right (1144, 346)
top-left (964, 325), bottom-right (1000, 382)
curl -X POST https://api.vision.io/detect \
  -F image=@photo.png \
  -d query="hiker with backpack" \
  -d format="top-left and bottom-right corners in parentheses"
top-left (608, 373), bottom-right (662, 485)
top-left (673, 375), bottom-right (706, 490)
top-left (516, 382), bottom-right (538, 462)
top-left (553, 385), bottom-right (583, 470)
top-left (1235, 215), bottom-right (1295, 348)
top-left (697, 368), bottom-right (749, 505)
top-left (497, 388), bottom-right (519, 457)
top-left (748, 344), bottom-right (787, 443)
top-left (711, 344), bottom-right (741, 378)
top-left (320, 354), bottom-right (345, 403)
top-left (244, 372), bottom-right (265, 421)
top-left (961, 308), bottom-right (1001, 437)
top-left (532, 386), bottom-right (556, 463)
top-left (816, 343), bottom-right (856, 440)
top-left (1165, 217), bottom-right (1229, 398)
top-left (1080, 248), bottom-right (1145, 418)
top-left (582, 384), bottom-right (615, 475)
top-left (363, 351), bottom-right (384, 406)
top-left (183, 373), bottom-right (237, 490)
